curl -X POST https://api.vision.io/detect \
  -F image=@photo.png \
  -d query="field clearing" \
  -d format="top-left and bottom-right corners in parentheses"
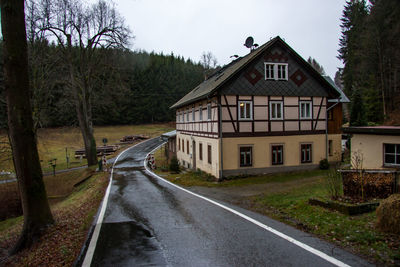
top-left (0, 168), bottom-right (97, 220)
top-left (0, 123), bottom-right (174, 173)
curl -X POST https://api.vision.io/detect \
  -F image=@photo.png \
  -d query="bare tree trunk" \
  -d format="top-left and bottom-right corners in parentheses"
top-left (75, 88), bottom-right (97, 166)
top-left (1, 0), bottom-right (54, 255)
top-left (67, 38), bottom-right (98, 166)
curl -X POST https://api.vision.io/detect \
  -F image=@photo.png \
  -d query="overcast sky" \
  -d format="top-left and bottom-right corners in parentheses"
top-left (114, 0), bottom-right (346, 78)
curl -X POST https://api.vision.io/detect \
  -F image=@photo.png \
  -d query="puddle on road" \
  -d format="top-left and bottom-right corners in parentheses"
top-left (91, 221), bottom-right (167, 266)
top-left (114, 161), bottom-right (143, 169)
top-left (144, 172), bottom-right (197, 226)
top-left (113, 167), bottom-right (145, 175)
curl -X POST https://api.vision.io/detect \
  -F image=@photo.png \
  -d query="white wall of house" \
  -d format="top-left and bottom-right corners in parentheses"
top-left (351, 134), bottom-right (400, 169)
top-left (176, 132), bottom-right (220, 178)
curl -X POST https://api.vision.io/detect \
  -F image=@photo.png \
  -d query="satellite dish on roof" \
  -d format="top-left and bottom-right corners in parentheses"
top-left (244, 36), bottom-right (254, 48)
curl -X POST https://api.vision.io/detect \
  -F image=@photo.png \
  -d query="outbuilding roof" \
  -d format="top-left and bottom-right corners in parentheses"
top-left (161, 130), bottom-right (177, 139)
top-left (324, 76), bottom-right (350, 103)
top-left (343, 126), bottom-right (400, 135)
top-left (171, 36), bottom-right (343, 109)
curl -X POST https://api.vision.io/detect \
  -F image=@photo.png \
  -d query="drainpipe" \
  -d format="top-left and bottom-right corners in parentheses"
top-left (218, 99), bottom-right (223, 180)
top-left (209, 96), bottom-right (223, 180)
top-left (325, 98), bottom-right (341, 160)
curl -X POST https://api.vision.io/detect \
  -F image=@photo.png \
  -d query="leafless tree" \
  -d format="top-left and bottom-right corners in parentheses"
top-left (26, 0), bottom-right (131, 166)
top-left (200, 51), bottom-right (218, 80)
top-left (1, 0), bottom-right (54, 254)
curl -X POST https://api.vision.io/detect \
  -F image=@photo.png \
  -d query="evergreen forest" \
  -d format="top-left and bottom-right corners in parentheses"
top-left (338, 0), bottom-right (400, 126)
top-left (0, 44), bottom-right (205, 129)
top-left (1, 0), bottom-right (399, 129)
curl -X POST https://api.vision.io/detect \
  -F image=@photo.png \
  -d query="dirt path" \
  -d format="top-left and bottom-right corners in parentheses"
top-left (188, 176), bottom-right (324, 206)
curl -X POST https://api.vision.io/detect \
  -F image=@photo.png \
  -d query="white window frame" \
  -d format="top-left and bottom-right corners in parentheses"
top-left (192, 107), bottom-right (195, 121)
top-left (207, 103), bottom-right (211, 121)
top-left (187, 108), bottom-right (189, 121)
top-left (199, 105), bottom-right (203, 121)
top-left (299, 101), bottom-right (312, 120)
top-left (264, 63), bottom-right (288, 81)
top-left (238, 100), bottom-right (253, 120)
top-left (265, 63), bottom-right (275, 80)
top-left (269, 101), bottom-right (283, 120)
top-left (277, 64), bottom-right (288, 80)
top-left (183, 111), bottom-right (185, 122)
top-left (384, 144), bottom-right (400, 166)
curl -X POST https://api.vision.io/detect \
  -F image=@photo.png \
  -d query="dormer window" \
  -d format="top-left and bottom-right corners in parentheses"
top-left (265, 64), bottom-right (274, 80)
top-left (265, 63), bottom-right (288, 81)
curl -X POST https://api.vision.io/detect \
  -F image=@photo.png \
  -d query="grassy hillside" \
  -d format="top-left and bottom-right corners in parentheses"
top-left (0, 123), bottom-right (174, 173)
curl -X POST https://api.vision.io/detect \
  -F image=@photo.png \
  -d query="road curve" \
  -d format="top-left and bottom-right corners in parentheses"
top-left (86, 137), bottom-right (372, 267)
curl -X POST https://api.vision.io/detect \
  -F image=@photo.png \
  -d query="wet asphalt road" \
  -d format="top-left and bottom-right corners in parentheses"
top-left (90, 137), bottom-right (372, 267)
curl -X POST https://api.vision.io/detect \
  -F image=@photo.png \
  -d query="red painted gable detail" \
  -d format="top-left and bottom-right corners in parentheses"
top-left (290, 69), bottom-right (308, 87)
top-left (244, 68), bottom-right (262, 86)
top-left (264, 52), bottom-right (289, 62)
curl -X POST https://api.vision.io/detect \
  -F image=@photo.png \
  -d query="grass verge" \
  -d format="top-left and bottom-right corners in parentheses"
top-left (153, 148), bottom-right (399, 265)
top-left (0, 169), bottom-right (109, 266)
top-left (247, 179), bottom-right (399, 266)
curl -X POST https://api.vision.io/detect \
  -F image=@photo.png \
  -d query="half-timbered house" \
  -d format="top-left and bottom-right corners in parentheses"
top-left (171, 36), bottom-right (348, 179)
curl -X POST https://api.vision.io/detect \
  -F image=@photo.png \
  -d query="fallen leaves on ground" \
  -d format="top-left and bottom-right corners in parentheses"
top-left (0, 171), bottom-right (108, 266)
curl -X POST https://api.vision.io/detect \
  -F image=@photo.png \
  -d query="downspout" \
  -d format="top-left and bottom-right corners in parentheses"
top-left (325, 98), bottom-right (341, 160)
top-left (218, 99), bottom-right (223, 180)
top-left (209, 95), bottom-right (223, 180)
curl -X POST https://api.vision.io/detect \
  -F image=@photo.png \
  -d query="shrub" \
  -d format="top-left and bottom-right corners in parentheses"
top-left (326, 167), bottom-right (342, 200)
top-left (169, 156), bottom-right (180, 173)
top-left (376, 194), bottom-right (400, 234)
top-left (319, 159), bottom-right (330, 170)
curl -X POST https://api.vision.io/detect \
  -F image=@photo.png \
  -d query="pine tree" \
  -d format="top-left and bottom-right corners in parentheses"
top-left (307, 57), bottom-right (326, 75)
top-left (350, 87), bottom-right (367, 126)
top-left (338, 0), bottom-right (368, 97)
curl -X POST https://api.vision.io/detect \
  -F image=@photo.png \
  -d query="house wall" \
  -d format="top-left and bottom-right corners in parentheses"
top-left (221, 95), bottom-right (326, 137)
top-left (176, 97), bottom-right (219, 138)
top-left (221, 134), bottom-right (341, 176)
top-left (176, 132), bottom-right (220, 178)
top-left (174, 40), bottom-right (344, 178)
top-left (328, 134), bottom-right (342, 162)
top-left (166, 138), bottom-right (176, 161)
top-left (350, 134), bottom-right (400, 169)
top-left (327, 104), bottom-right (343, 134)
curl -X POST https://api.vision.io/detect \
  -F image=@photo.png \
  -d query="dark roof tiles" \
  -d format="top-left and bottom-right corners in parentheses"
top-left (171, 36), bottom-right (344, 109)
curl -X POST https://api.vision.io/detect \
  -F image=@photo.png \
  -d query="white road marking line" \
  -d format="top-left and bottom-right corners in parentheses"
top-left (82, 139), bottom-right (157, 267)
top-left (144, 143), bottom-right (351, 267)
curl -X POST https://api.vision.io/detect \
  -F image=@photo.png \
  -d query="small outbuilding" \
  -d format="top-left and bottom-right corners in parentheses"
top-left (161, 130), bottom-right (177, 162)
top-left (343, 126), bottom-right (400, 169)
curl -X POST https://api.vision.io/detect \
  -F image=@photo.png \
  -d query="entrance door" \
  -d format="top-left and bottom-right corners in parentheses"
top-left (192, 140), bottom-right (196, 170)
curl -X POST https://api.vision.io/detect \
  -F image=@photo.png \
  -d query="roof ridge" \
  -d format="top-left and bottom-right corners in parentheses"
top-left (170, 37), bottom-right (279, 109)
